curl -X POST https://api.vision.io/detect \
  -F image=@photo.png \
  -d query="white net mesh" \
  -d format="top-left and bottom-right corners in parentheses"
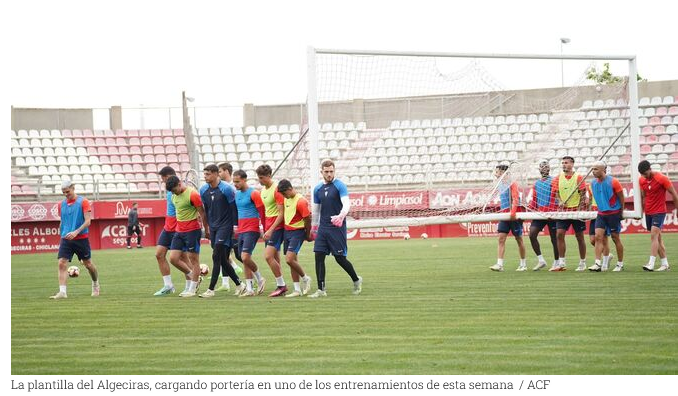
top-left (274, 52), bottom-right (637, 227)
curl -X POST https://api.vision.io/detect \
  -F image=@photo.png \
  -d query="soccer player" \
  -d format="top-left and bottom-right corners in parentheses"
top-left (166, 175), bottom-right (206, 297)
top-left (528, 160), bottom-right (559, 271)
top-left (217, 162), bottom-right (244, 289)
top-left (126, 202), bottom-right (142, 249)
top-left (256, 164), bottom-right (296, 297)
top-left (489, 164), bottom-right (527, 272)
top-left (587, 161), bottom-right (625, 272)
top-left (639, 160), bottom-right (678, 271)
top-left (277, 179), bottom-right (313, 298)
top-left (586, 182), bottom-right (612, 272)
top-left (232, 170), bottom-right (268, 297)
top-left (197, 165), bottom-right (245, 298)
top-left (553, 156), bottom-right (588, 272)
top-left (153, 166), bottom-right (192, 296)
top-left (50, 180), bottom-right (100, 299)
top-left (309, 160), bottom-right (362, 297)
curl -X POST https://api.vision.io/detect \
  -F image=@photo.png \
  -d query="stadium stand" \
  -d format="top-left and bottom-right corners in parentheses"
top-left (10, 96), bottom-right (678, 201)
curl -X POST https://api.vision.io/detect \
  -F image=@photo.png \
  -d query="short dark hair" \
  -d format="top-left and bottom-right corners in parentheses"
top-left (256, 164), bottom-right (273, 177)
top-left (638, 160), bottom-right (651, 174)
top-left (218, 162), bottom-right (233, 175)
top-left (165, 175), bottom-right (180, 192)
top-left (132, 202), bottom-right (138, 206)
top-left (562, 156), bottom-right (575, 163)
top-left (232, 169), bottom-right (247, 179)
top-left (158, 166), bottom-right (176, 177)
top-left (277, 179), bottom-right (293, 192)
top-left (203, 164), bottom-right (219, 173)
top-left (321, 159), bottom-right (335, 168)
top-left (495, 164), bottom-right (509, 171)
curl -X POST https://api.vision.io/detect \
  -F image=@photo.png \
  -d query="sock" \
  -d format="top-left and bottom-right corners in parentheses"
top-left (275, 276), bottom-right (285, 287)
top-left (222, 277), bottom-right (229, 286)
top-left (661, 257), bottom-right (669, 266)
top-left (537, 255), bottom-right (545, 263)
top-left (231, 260), bottom-right (239, 269)
top-left (559, 258), bottom-right (566, 266)
top-left (603, 255), bottom-right (611, 266)
top-left (59, 285), bottom-right (67, 294)
top-left (579, 259), bottom-right (586, 265)
top-left (648, 256), bottom-right (656, 266)
top-left (163, 275), bottom-right (172, 287)
top-left (189, 281), bottom-right (197, 292)
top-left (496, 258), bottom-right (504, 266)
top-left (595, 259), bottom-right (601, 266)
top-left (185, 279), bottom-right (191, 291)
top-left (519, 259), bottom-right (526, 266)
top-left (246, 279), bottom-right (253, 292)
top-left (186, 271), bottom-right (193, 280)
top-left (92, 280), bottom-right (100, 288)
top-left (617, 261), bottom-right (623, 267)
top-left (293, 282), bottom-right (301, 292)
top-left (303, 275), bottom-right (311, 282)
top-left (254, 271), bottom-right (263, 283)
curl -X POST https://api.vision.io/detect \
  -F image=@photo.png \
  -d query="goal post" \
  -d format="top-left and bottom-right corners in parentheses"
top-left (303, 47), bottom-right (641, 228)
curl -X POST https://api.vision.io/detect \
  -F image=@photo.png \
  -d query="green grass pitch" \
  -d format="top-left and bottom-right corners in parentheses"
top-left (11, 233), bottom-right (678, 374)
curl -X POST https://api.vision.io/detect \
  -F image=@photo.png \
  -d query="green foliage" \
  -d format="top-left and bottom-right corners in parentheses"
top-left (12, 234), bottom-right (678, 374)
top-left (587, 62), bottom-right (644, 84)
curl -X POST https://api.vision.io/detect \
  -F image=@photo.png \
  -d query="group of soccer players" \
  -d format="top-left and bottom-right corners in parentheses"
top-left (491, 157), bottom-right (678, 273)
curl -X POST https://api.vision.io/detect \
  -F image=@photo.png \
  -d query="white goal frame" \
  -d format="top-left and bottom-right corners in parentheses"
top-left (306, 47), bottom-right (641, 228)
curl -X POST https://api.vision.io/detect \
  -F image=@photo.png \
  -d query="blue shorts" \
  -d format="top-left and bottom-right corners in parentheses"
top-left (210, 226), bottom-right (234, 249)
top-left (238, 231), bottom-right (260, 255)
top-left (284, 229), bottom-right (306, 255)
top-left (313, 226), bottom-right (348, 256)
top-left (157, 230), bottom-right (176, 249)
top-left (595, 213), bottom-right (622, 234)
top-left (645, 213), bottom-right (666, 231)
top-left (264, 228), bottom-right (284, 251)
top-left (556, 219), bottom-right (587, 233)
top-left (58, 238), bottom-right (92, 262)
top-left (170, 229), bottom-right (202, 253)
top-left (530, 219), bottom-right (556, 235)
top-left (497, 220), bottom-right (524, 236)
top-left (589, 219), bottom-right (610, 236)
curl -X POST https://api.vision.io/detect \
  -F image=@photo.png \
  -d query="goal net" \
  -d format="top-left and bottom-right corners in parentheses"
top-left (274, 49), bottom-right (641, 228)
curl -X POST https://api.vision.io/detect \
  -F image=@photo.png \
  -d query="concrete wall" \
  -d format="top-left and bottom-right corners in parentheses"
top-left (11, 107), bottom-right (93, 130)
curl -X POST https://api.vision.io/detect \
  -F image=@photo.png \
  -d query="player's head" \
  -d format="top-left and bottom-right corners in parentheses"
top-left (158, 166), bottom-right (176, 183)
top-left (256, 164), bottom-right (273, 186)
top-left (61, 179), bottom-right (76, 200)
top-left (132, 202), bottom-right (138, 209)
top-left (538, 160), bottom-right (550, 178)
top-left (218, 162), bottom-right (233, 182)
top-left (561, 156), bottom-right (575, 172)
top-left (277, 178), bottom-right (295, 199)
top-left (638, 160), bottom-right (652, 179)
top-left (203, 164), bottom-right (219, 185)
top-left (232, 170), bottom-right (248, 191)
top-left (591, 160), bottom-right (607, 179)
top-left (165, 175), bottom-right (182, 194)
top-left (320, 159), bottom-right (335, 183)
top-left (494, 164), bottom-right (509, 178)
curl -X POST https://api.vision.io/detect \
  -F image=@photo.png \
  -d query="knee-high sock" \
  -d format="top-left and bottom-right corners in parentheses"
top-left (334, 255), bottom-right (359, 282)
top-left (315, 252), bottom-right (327, 290)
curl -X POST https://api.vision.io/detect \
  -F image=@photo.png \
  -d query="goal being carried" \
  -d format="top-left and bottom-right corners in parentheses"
top-left (275, 48), bottom-right (643, 228)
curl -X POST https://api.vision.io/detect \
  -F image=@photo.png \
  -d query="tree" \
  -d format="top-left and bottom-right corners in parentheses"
top-left (586, 62), bottom-right (644, 84)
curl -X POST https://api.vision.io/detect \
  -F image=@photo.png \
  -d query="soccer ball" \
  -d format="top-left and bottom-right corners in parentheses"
top-left (403, 233), bottom-right (411, 240)
top-left (421, 233), bottom-right (428, 239)
top-left (199, 263), bottom-right (210, 276)
top-left (67, 265), bottom-right (80, 278)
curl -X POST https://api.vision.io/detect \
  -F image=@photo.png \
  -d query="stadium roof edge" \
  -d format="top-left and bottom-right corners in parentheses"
top-left (313, 48), bottom-right (635, 61)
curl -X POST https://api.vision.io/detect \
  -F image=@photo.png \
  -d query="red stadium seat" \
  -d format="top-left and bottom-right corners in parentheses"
top-left (112, 164), bottom-right (123, 173)
top-left (176, 137), bottom-right (186, 145)
top-left (120, 155), bottom-right (131, 163)
top-left (131, 155), bottom-right (143, 163)
top-left (180, 163), bottom-right (190, 172)
top-left (106, 138), bottom-right (116, 146)
top-left (139, 130), bottom-right (151, 137)
top-left (173, 129), bottom-right (183, 136)
top-left (177, 145), bottom-right (187, 153)
top-left (137, 182), bottom-right (149, 192)
top-left (110, 155), bottom-right (121, 163)
top-left (99, 155), bottom-right (110, 162)
top-left (161, 129), bottom-right (173, 136)
top-left (156, 154), bottom-right (167, 163)
top-left (129, 137), bottom-right (140, 146)
top-left (115, 129), bottom-right (126, 137)
top-left (142, 146), bottom-right (153, 154)
top-left (94, 137), bottom-right (105, 146)
top-left (150, 130), bottom-right (162, 137)
top-left (82, 130), bottom-right (94, 137)
top-left (74, 138), bottom-right (85, 146)
top-left (167, 154), bottom-right (178, 163)
top-left (129, 146), bottom-right (141, 154)
top-left (146, 164), bottom-right (157, 172)
top-left (72, 130), bottom-right (83, 137)
top-left (179, 154), bottom-right (189, 162)
top-left (62, 130), bottom-right (72, 137)
top-left (143, 154), bottom-right (154, 163)
top-left (108, 146), bottom-right (119, 155)
top-left (140, 137), bottom-right (152, 146)
top-left (85, 138), bottom-right (95, 146)
top-left (640, 145), bottom-right (652, 154)
top-left (165, 145), bottom-right (177, 154)
top-left (118, 146), bottom-right (130, 155)
top-left (649, 117), bottom-right (661, 125)
top-left (116, 137), bottom-right (126, 145)
top-left (127, 130), bottom-right (139, 137)
top-left (163, 137), bottom-right (174, 145)
top-left (153, 146), bottom-right (164, 154)
top-left (87, 147), bottom-right (98, 155)
top-left (152, 137), bottom-right (163, 145)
